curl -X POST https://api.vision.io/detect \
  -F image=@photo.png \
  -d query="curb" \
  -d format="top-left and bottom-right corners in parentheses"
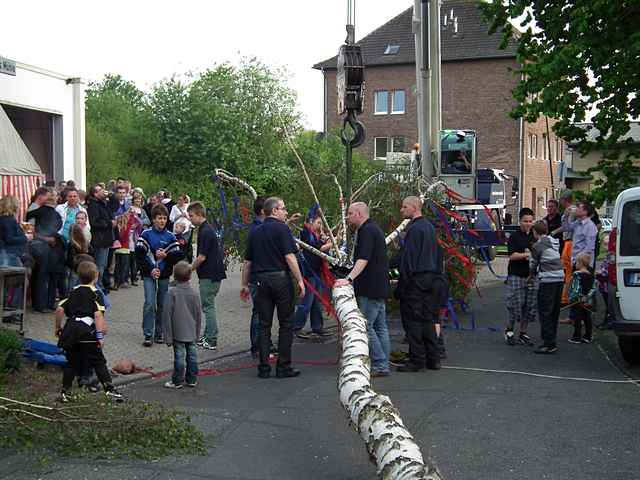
top-left (111, 348), bottom-right (250, 388)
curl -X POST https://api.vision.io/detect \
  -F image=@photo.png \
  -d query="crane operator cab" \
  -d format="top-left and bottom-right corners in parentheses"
top-left (440, 129), bottom-right (476, 200)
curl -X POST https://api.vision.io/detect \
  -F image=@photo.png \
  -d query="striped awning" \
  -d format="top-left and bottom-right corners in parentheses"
top-left (1, 174), bottom-right (44, 222)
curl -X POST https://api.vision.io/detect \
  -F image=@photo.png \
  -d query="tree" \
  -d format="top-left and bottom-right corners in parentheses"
top-left (85, 59), bottom-right (303, 202)
top-left (481, 0), bottom-right (640, 204)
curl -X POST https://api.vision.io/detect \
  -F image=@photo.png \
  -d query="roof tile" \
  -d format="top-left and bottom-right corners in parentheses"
top-left (313, 0), bottom-right (517, 70)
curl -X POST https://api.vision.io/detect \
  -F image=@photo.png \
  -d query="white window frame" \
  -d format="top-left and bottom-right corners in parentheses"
top-left (374, 137), bottom-right (389, 159)
top-left (391, 90), bottom-right (405, 114)
top-left (543, 133), bottom-right (548, 161)
top-left (374, 90), bottom-right (389, 115)
top-left (556, 138), bottom-right (563, 162)
top-left (528, 134), bottom-right (538, 159)
top-left (391, 136), bottom-right (407, 153)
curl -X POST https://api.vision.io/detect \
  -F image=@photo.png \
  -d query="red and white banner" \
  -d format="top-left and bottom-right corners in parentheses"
top-left (1, 174), bottom-right (44, 222)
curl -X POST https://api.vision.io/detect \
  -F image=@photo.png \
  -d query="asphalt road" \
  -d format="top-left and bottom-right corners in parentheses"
top-left (4, 282), bottom-right (640, 480)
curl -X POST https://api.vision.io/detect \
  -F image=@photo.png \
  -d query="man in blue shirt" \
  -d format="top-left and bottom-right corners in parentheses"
top-left (241, 197), bottom-right (305, 379)
top-left (568, 202), bottom-right (598, 266)
top-left (247, 196), bottom-right (266, 356)
top-left (188, 201), bottom-right (227, 350)
top-left (135, 204), bottom-right (184, 347)
top-left (56, 188), bottom-right (87, 243)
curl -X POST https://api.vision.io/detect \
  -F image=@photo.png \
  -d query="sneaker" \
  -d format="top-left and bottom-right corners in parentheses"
top-left (143, 336), bottom-right (152, 347)
top-left (85, 384), bottom-right (99, 393)
top-left (581, 337), bottom-right (592, 344)
top-left (104, 387), bottom-right (124, 402)
top-left (154, 336), bottom-right (164, 344)
top-left (568, 337), bottom-right (582, 344)
top-left (389, 359), bottom-right (407, 368)
top-left (58, 391), bottom-right (71, 403)
top-left (313, 329), bottom-right (333, 337)
top-left (504, 329), bottom-right (516, 346)
top-left (534, 345), bottom-right (558, 354)
top-left (371, 370), bottom-right (390, 377)
top-left (186, 381), bottom-right (197, 387)
top-left (164, 381), bottom-right (183, 389)
top-left (196, 337), bottom-right (205, 347)
top-left (200, 340), bottom-right (217, 350)
top-left (518, 333), bottom-right (534, 346)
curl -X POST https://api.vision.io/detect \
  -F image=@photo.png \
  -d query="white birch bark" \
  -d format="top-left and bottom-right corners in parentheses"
top-left (333, 285), bottom-right (443, 480)
top-left (214, 168), bottom-right (258, 200)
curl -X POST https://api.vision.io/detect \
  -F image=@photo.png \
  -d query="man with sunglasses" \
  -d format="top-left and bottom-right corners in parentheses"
top-left (241, 197), bottom-right (305, 379)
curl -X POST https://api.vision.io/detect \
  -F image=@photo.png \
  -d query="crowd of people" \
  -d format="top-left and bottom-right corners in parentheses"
top-left (0, 179), bottom-right (609, 399)
top-left (505, 193), bottom-right (607, 354)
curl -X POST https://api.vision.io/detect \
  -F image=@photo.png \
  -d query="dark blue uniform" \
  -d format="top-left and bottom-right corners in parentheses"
top-left (245, 217), bottom-right (299, 376)
top-left (398, 216), bottom-right (442, 369)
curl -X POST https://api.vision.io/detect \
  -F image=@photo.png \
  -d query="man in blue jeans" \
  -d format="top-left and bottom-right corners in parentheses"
top-left (335, 202), bottom-right (391, 377)
top-left (188, 201), bottom-right (226, 351)
top-left (135, 204), bottom-right (184, 347)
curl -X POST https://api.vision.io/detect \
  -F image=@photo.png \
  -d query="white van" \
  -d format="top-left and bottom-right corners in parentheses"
top-left (609, 187), bottom-right (640, 364)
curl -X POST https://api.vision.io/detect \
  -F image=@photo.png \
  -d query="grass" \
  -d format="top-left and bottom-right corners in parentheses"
top-left (0, 362), bottom-right (207, 463)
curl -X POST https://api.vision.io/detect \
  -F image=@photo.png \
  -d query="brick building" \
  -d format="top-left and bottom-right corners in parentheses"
top-left (313, 0), bottom-right (564, 216)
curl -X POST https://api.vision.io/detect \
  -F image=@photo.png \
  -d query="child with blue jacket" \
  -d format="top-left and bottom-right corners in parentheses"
top-left (135, 204), bottom-right (184, 347)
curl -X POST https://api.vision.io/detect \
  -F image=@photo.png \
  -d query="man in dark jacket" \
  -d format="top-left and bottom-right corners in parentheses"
top-left (395, 196), bottom-right (442, 372)
top-left (86, 184), bottom-right (115, 290)
top-left (26, 189), bottom-right (63, 312)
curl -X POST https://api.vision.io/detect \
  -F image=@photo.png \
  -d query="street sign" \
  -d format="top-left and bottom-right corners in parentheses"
top-left (0, 56), bottom-right (16, 76)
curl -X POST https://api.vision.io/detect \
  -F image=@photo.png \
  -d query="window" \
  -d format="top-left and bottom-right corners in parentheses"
top-left (620, 200), bottom-right (640, 256)
top-left (392, 136), bottom-right (407, 153)
top-left (374, 137), bottom-right (389, 159)
top-left (374, 91), bottom-right (389, 115)
top-left (384, 45), bottom-right (400, 55)
top-left (528, 133), bottom-right (538, 159)
top-left (543, 133), bottom-right (548, 160)
top-left (556, 138), bottom-right (563, 162)
top-left (391, 90), bottom-right (405, 114)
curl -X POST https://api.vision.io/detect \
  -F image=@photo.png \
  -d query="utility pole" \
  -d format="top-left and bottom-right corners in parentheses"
top-left (414, 0), bottom-right (442, 179)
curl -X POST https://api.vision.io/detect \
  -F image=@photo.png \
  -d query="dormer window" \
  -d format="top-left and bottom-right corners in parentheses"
top-left (384, 44), bottom-right (400, 55)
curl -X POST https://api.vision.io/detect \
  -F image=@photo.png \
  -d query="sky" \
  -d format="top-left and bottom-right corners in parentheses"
top-left (0, 0), bottom-right (414, 131)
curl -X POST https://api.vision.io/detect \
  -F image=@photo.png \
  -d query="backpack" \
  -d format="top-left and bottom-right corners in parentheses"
top-left (568, 272), bottom-right (595, 305)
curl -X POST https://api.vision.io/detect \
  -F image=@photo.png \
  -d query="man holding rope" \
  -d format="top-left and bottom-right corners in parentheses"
top-left (240, 197), bottom-right (305, 379)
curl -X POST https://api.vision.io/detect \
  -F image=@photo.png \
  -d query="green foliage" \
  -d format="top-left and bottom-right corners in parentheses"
top-left (481, 0), bottom-right (640, 204)
top-left (0, 370), bottom-right (206, 461)
top-left (0, 328), bottom-right (22, 380)
top-left (86, 59), bottom-right (302, 204)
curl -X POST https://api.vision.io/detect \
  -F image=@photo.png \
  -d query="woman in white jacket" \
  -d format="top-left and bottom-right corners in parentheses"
top-left (169, 194), bottom-right (192, 233)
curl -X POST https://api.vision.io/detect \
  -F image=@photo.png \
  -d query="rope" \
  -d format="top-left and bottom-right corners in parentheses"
top-left (442, 365), bottom-right (640, 384)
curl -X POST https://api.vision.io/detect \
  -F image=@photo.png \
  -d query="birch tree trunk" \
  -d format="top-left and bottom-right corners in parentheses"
top-left (333, 285), bottom-right (443, 480)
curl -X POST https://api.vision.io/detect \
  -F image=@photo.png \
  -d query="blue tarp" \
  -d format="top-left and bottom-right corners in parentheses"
top-left (23, 338), bottom-right (66, 366)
